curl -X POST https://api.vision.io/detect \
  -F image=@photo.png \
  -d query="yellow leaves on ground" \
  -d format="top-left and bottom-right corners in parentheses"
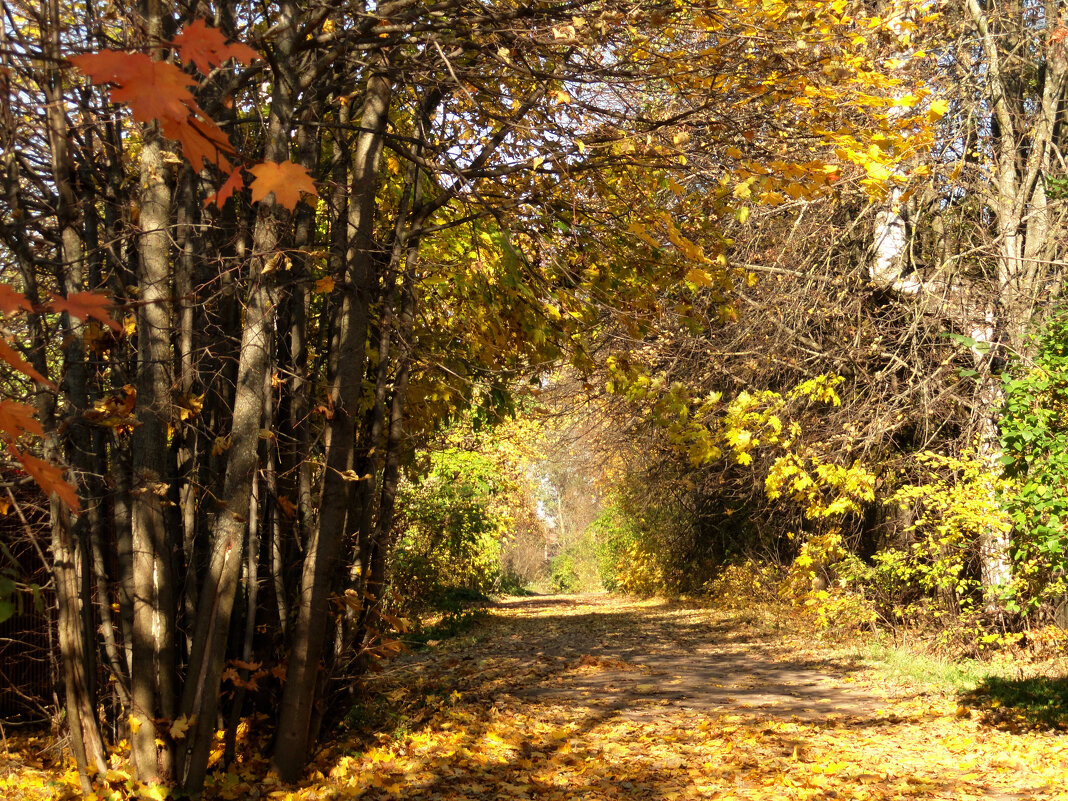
top-left (8, 598), bottom-right (1068, 800)
top-left (296, 597), bottom-right (1068, 801)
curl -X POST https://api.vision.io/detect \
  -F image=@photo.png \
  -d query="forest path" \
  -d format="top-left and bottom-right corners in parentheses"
top-left (324, 595), bottom-right (1068, 801)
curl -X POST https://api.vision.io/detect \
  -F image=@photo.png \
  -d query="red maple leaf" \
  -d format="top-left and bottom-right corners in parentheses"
top-left (11, 447), bottom-right (80, 511)
top-left (72, 50), bottom-right (232, 172)
top-left (0, 285), bottom-right (32, 315)
top-left (109, 58), bottom-right (198, 128)
top-left (48, 291), bottom-right (122, 332)
top-left (205, 166), bottom-right (245, 209)
top-left (69, 50), bottom-right (137, 84)
top-left (171, 19), bottom-right (260, 74)
top-left (248, 161), bottom-right (319, 211)
top-left (171, 113), bottom-right (234, 171)
top-left (0, 400), bottom-right (43, 439)
top-left (73, 52), bottom-right (197, 128)
top-left (0, 337), bottom-right (53, 388)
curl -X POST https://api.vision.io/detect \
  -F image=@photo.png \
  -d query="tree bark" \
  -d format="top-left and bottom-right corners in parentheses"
top-left (177, 2), bottom-right (301, 789)
top-left (272, 60), bottom-right (392, 784)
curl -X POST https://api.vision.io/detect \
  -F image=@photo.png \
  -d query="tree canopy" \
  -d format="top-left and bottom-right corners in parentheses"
top-left (5, 0), bottom-right (1068, 796)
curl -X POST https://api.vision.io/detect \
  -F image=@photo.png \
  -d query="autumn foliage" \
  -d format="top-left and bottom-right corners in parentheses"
top-left (6, 1), bottom-right (1068, 799)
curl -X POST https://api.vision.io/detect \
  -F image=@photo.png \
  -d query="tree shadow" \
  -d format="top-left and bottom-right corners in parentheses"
top-left (313, 601), bottom-right (1058, 801)
top-left (961, 675), bottom-right (1068, 731)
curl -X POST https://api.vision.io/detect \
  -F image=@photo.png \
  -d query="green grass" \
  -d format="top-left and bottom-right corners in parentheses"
top-left (854, 640), bottom-right (1009, 693)
top-left (853, 639), bottom-right (1068, 730)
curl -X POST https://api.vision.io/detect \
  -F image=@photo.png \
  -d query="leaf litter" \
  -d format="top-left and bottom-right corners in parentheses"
top-left (4, 595), bottom-right (1068, 800)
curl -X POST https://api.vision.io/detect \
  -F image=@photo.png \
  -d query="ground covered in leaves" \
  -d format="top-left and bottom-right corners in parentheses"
top-left (5, 594), bottom-right (1068, 799)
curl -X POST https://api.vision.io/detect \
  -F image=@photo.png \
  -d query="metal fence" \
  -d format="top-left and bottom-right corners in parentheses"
top-left (1, 482), bottom-right (57, 727)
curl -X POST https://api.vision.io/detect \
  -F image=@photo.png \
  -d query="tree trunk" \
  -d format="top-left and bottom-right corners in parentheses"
top-left (272, 62), bottom-right (392, 784)
top-left (177, 3), bottom-right (300, 789)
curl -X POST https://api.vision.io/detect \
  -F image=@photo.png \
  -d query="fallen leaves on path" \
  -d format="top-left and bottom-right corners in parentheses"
top-left (4, 595), bottom-right (1068, 800)
top-left (302, 596), bottom-right (1068, 801)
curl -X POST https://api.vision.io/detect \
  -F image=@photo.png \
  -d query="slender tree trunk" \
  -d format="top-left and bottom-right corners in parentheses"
top-left (177, 3), bottom-right (300, 790)
top-left (39, 0), bottom-right (108, 782)
top-left (129, 123), bottom-right (179, 782)
top-left (273, 62), bottom-right (392, 784)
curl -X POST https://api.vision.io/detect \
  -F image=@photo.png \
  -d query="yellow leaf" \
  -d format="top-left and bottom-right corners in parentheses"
top-left (129, 714), bottom-right (142, 734)
top-left (685, 268), bottom-right (716, 287)
top-left (927, 98), bottom-right (949, 121)
top-left (315, 276), bottom-right (335, 293)
top-left (169, 714), bottom-right (194, 740)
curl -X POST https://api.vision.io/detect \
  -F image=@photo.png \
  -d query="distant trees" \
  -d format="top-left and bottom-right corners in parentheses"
top-left (586, 0), bottom-right (1068, 627)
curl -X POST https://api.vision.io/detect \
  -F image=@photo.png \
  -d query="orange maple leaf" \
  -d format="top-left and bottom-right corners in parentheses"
top-left (0, 337), bottom-right (53, 387)
top-left (73, 52), bottom-right (197, 128)
top-left (72, 50), bottom-right (232, 172)
top-left (110, 58), bottom-right (198, 128)
top-left (69, 50), bottom-right (139, 84)
top-left (11, 447), bottom-right (80, 511)
top-left (48, 291), bottom-right (122, 332)
top-left (171, 19), bottom-right (260, 74)
top-left (204, 167), bottom-right (245, 209)
top-left (0, 401), bottom-right (44, 439)
top-left (0, 285), bottom-right (32, 315)
top-left (172, 113), bottom-right (234, 171)
top-left (248, 161), bottom-right (319, 211)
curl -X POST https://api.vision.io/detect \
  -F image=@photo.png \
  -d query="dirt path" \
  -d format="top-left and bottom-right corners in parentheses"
top-left (497, 595), bottom-right (884, 721)
top-left (319, 595), bottom-right (1068, 801)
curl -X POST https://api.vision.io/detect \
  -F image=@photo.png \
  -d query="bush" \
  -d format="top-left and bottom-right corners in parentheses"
top-left (1001, 309), bottom-right (1068, 617)
top-left (391, 450), bottom-right (511, 616)
top-left (548, 529), bottom-right (603, 593)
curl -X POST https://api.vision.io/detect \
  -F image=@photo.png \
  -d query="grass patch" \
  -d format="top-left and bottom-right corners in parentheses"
top-left (402, 607), bottom-right (489, 650)
top-left (855, 640), bottom-right (1008, 693)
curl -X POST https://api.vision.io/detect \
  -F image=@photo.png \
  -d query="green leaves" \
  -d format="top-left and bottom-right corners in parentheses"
top-left (998, 309), bottom-right (1068, 611)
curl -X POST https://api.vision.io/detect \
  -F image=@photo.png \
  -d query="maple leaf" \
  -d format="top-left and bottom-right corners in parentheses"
top-left (248, 161), bottom-right (319, 211)
top-left (111, 59), bottom-right (198, 128)
top-left (68, 50), bottom-right (138, 84)
top-left (0, 337), bottom-right (53, 387)
top-left (276, 495), bottom-right (298, 518)
top-left (171, 19), bottom-right (260, 74)
top-left (205, 166), bottom-right (245, 209)
top-left (0, 285), bottom-right (32, 315)
top-left (12, 448), bottom-right (80, 510)
top-left (0, 401), bottom-right (44, 439)
top-left (74, 52), bottom-right (197, 128)
top-left (73, 50), bottom-right (232, 171)
top-left (171, 113), bottom-right (234, 172)
top-left (169, 714), bottom-right (195, 740)
top-left (48, 291), bottom-right (122, 332)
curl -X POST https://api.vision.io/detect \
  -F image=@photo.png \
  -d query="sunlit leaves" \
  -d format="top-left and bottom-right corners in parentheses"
top-left (171, 19), bottom-right (260, 74)
top-left (248, 161), bottom-right (319, 211)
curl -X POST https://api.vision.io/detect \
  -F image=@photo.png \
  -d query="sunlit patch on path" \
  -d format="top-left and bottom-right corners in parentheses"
top-left (303, 596), bottom-right (1068, 801)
